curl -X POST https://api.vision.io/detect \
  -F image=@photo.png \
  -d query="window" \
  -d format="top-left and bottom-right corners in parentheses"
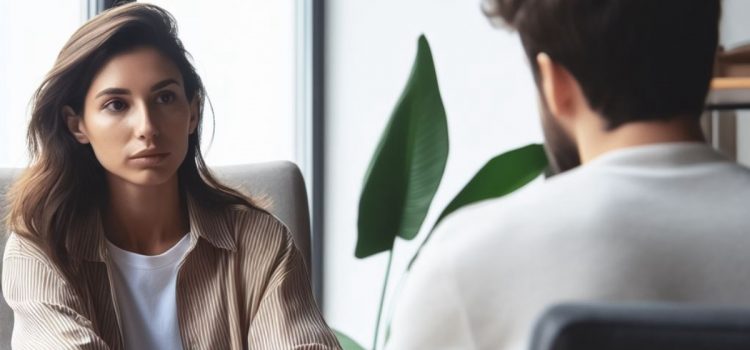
top-left (0, 1), bottom-right (300, 168)
top-left (0, 1), bottom-right (85, 167)
top-left (141, 0), bottom-right (298, 166)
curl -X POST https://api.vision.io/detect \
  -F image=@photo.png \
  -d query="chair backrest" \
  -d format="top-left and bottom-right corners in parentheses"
top-left (0, 168), bottom-right (17, 350)
top-left (0, 161), bottom-right (311, 350)
top-left (531, 303), bottom-right (750, 350)
top-left (212, 161), bottom-right (312, 267)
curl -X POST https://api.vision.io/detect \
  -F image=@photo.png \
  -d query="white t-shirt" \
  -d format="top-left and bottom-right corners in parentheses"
top-left (105, 233), bottom-right (192, 350)
top-left (388, 143), bottom-right (750, 350)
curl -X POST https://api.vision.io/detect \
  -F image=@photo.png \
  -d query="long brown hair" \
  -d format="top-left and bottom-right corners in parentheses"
top-left (5, 3), bottom-right (257, 274)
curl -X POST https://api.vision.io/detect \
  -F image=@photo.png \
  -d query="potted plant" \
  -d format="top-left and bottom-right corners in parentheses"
top-left (335, 35), bottom-right (548, 350)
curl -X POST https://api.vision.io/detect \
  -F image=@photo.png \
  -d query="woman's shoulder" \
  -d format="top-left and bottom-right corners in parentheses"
top-left (224, 203), bottom-right (292, 251)
top-left (3, 232), bottom-right (53, 265)
top-left (2, 232), bottom-right (70, 288)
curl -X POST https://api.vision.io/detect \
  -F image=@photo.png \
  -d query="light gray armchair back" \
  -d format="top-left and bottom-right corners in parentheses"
top-left (213, 161), bottom-right (312, 266)
top-left (0, 161), bottom-right (312, 350)
top-left (0, 168), bottom-right (17, 350)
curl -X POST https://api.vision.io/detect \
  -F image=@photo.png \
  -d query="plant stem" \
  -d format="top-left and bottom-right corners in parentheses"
top-left (406, 226), bottom-right (436, 270)
top-left (373, 250), bottom-right (394, 350)
top-left (381, 269), bottom-right (409, 350)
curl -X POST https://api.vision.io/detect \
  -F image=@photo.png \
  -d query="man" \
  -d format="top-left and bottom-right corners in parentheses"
top-left (388, 1), bottom-right (750, 349)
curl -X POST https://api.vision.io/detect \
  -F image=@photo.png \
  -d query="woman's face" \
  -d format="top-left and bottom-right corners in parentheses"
top-left (66, 46), bottom-right (198, 187)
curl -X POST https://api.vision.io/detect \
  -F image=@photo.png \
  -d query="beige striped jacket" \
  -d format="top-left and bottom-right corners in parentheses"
top-left (2, 196), bottom-right (341, 349)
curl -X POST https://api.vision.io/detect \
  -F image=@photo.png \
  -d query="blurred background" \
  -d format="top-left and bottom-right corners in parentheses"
top-left (1, 0), bottom-right (749, 347)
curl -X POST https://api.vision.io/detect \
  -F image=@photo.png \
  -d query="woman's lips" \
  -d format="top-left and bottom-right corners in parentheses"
top-left (129, 152), bottom-right (170, 167)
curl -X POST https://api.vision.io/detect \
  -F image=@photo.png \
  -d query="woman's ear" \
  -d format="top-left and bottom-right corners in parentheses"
top-left (188, 98), bottom-right (199, 135)
top-left (63, 106), bottom-right (90, 144)
top-left (536, 53), bottom-right (581, 124)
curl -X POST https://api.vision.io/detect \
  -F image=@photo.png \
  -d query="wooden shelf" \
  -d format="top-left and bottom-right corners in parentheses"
top-left (707, 78), bottom-right (750, 110)
top-left (711, 77), bottom-right (750, 90)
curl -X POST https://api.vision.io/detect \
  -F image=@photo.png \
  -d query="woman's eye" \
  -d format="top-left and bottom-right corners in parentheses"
top-left (156, 91), bottom-right (176, 104)
top-left (104, 100), bottom-right (127, 112)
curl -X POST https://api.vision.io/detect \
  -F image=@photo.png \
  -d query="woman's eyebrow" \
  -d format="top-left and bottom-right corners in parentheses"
top-left (150, 78), bottom-right (180, 91)
top-left (94, 79), bottom-right (181, 99)
top-left (95, 87), bottom-right (129, 99)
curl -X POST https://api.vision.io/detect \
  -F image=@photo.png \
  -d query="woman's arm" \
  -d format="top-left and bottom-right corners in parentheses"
top-left (247, 229), bottom-right (341, 349)
top-left (3, 237), bottom-right (111, 350)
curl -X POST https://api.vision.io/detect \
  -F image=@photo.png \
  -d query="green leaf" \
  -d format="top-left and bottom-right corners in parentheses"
top-left (356, 34), bottom-right (449, 259)
top-left (334, 330), bottom-right (367, 350)
top-left (435, 144), bottom-right (547, 226)
top-left (408, 144), bottom-right (547, 268)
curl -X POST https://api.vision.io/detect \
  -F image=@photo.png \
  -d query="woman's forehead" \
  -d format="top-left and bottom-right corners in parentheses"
top-left (87, 46), bottom-right (184, 97)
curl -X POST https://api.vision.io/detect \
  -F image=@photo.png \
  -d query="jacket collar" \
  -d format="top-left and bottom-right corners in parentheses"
top-left (66, 193), bottom-right (237, 262)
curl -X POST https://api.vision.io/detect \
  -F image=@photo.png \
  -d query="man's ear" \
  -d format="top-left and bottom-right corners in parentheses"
top-left (188, 97), bottom-right (199, 135)
top-left (63, 106), bottom-right (90, 144)
top-left (536, 53), bottom-right (582, 124)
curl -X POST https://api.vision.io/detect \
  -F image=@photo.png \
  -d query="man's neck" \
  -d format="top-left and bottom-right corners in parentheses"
top-left (576, 116), bottom-right (706, 164)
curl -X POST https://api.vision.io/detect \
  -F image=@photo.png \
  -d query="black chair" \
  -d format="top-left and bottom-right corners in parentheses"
top-left (531, 303), bottom-right (750, 350)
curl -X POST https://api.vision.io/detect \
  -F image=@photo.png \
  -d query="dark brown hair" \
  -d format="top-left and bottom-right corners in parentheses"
top-left (483, 0), bottom-right (721, 129)
top-left (6, 3), bottom-right (258, 274)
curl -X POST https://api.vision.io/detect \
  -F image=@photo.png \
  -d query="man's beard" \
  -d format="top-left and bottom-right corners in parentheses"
top-left (539, 100), bottom-right (581, 176)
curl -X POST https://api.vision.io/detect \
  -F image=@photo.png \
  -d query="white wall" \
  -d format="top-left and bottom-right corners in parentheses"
top-left (721, 0), bottom-right (750, 49)
top-left (721, 0), bottom-right (750, 166)
top-left (323, 0), bottom-right (542, 346)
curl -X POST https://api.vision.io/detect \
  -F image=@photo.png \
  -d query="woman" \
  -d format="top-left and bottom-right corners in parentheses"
top-left (2, 3), bottom-right (340, 349)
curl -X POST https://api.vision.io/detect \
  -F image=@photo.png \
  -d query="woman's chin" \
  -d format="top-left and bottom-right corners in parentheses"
top-left (107, 169), bottom-right (178, 188)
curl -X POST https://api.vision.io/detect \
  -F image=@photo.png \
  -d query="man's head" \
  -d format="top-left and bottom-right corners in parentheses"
top-left (484, 0), bottom-right (721, 173)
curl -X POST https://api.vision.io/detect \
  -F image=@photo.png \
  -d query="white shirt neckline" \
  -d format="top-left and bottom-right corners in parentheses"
top-left (586, 142), bottom-right (725, 169)
top-left (105, 233), bottom-right (191, 270)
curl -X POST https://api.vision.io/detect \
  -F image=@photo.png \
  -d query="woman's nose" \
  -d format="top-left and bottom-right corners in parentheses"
top-left (135, 105), bottom-right (159, 140)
